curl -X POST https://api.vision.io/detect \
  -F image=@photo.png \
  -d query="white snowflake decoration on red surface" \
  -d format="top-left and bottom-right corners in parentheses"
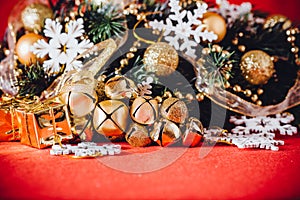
top-left (31, 18), bottom-right (93, 73)
top-left (203, 113), bottom-right (297, 151)
top-left (149, 0), bottom-right (217, 58)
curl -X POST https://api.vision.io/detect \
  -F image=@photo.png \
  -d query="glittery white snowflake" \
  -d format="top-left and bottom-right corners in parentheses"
top-left (229, 113), bottom-right (298, 136)
top-left (137, 77), bottom-right (153, 96)
top-left (31, 18), bottom-right (93, 73)
top-left (149, 0), bottom-right (217, 58)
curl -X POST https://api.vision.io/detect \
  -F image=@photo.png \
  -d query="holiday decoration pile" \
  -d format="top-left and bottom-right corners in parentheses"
top-left (0, 0), bottom-right (299, 154)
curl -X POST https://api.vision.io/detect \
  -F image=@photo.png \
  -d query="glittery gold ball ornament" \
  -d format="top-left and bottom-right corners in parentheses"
top-left (21, 3), bottom-right (53, 32)
top-left (202, 12), bottom-right (227, 43)
top-left (143, 42), bottom-right (179, 76)
top-left (263, 14), bottom-right (292, 30)
top-left (240, 50), bottom-right (275, 85)
top-left (15, 33), bottom-right (47, 66)
top-left (93, 100), bottom-right (129, 137)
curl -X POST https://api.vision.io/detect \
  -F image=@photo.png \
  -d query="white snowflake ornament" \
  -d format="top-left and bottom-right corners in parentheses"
top-left (149, 0), bottom-right (217, 58)
top-left (31, 18), bottom-right (93, 73)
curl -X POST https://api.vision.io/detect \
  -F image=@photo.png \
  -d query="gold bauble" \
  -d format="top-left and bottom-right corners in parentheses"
top-left (93, 100), bottom-right (129, 137)
top-left (16, 33), bottom-right (47, 66)
top-left (240, 50), bottom-right (275, 85)
top-left (263, 14), bottom-right (292, 30)
top-left (202, 12), bottom-right (227, 43)
top-left (21, 3), bottom-right (53, 32)
top-left (143, 42), bottom-right (179, 76)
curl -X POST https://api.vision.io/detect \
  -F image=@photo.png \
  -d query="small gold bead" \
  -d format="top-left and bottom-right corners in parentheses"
top-left (144, 22), bottom-right (150, 28)
top-left (130, 47), bottom-right (137, 52)
top-left (291, 29), bottom-right (297, 35)
top-left (155, 96), bottom-right (163, 103)
top-left (163, 91), bottom-right (173, 98)
top-left (233, 85), bottom-right (242, 92)
top-left (251, 94), bottom-right (258, 102)
top-left (286, 30), bottom-right (291, 36)
top-left (202, 47), bottom-right (210, 55)
top-left (257, 88), bottom-right (264, 95)
top-left (295, 58), bottom-right (300, 66)
top-left (238, 45), bottom-right (246, 52)
top-left (232, 38), bottom-right (239, 45)
top-left (244, 89), bottom-right (252, 97)
top-left (212, 44), bottom-right (222, 52)
top-left (224, 73), bottom-right (231, 80)
top-left (224, 81), bottom-right (231, 88)
top-left (222, 50), bottom-right (230, 57)
top-left (174, 91), bottom-right (183, 99)
top-left (4, 49), bottom-right (10, 56)
top-left (291, 47), bottom-right (299, 53)
top-left (126, 52), bottom-right (135, 59)
top-left (196, 93), bottom-right (204, 101)
top-left (271, 56), bottom-right (279, 62)
top-left (256, 100), bottom-right (262, 106)
top-left (287, 36), bottom-right (296, 42)
top-left (185, 93), bottom-right (194, 101)
top-left (123, 10), bottom-right (129, 15)
top-left (238, 32), bottom-right (244, 37)
top-left (133, 41), bottom-right (141, 47)
top-left (120, 59), bottom-right (128, 66)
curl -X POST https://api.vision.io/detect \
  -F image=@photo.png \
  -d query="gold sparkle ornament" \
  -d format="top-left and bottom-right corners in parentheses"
top-left (21, 3), bottom-right (53, 32)
top-left (143, 42), bottom-right (179, 76)
top-left (263, 14), bottom-right (292, 30)
top-left (240, 50), bottom-right (275, 85)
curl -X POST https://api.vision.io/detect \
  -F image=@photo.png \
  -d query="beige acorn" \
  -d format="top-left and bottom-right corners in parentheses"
top-left (182, 117), bottom-right (204, 147)
top-left (160, 97), bottom-right (188, 124)
top-left (150, 118), bottom-right (182, 147)
top-left (105, 76), bottom-right (137, 99)
top-left (125, 123), bottom-right (152, 147)
top-left (93, 100), bottom-right (129, 137)
top-left (130, 96), bottom-right (158, 125)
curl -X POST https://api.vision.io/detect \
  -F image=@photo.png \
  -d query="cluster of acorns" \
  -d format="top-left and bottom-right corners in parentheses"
top-left (60, 74), bottom-right (204, 148)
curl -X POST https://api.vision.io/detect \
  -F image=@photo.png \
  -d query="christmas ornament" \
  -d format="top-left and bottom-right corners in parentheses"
top-left (263, 14), bottom-right (292, 30)
top-left (160, 97), bottom-right (188, 124)
top-left (125, 123), bottom-right (152, 147)
top-left (150, 118), bottom-right (181, 147)
top-left (130, 96), bottom-right (158, 125)
top-left (149, 0), bottom-right (217, 58)
top-left (31, 18), bottom-right (93, 73)
top-left (202, 12), bottom-right (227, 43)
top-left (16, 33), bottom-right (47, 66)
top-left (21, 3), bottom-right (53, 32)
top-left (240, 50), bottom-right (275, 85)
top-left (93, 100), bottom-right (129, 137)
top-left (105, 76), bottom-right (136, 99)
top-left (182, 117), bottom-right (204, 147)
top-left (143, 42), bottom-right (179, 76)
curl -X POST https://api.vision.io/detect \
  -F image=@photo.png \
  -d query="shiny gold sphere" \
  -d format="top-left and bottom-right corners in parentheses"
top-left (264, 14), bottom-right (292, 30)
top-left (21, 3), bottom-right (53, 32)
top-left (240, 50), bottom-right (275, 85)
top-left (202, 12), bottom-right (227, 43)
top-left (144, 42), bottom-right (179, 76)
top-left (16, 33), bottom-right (47, 66)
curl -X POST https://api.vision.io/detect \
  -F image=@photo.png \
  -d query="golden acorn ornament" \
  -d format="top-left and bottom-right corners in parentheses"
top-left (182, 117), bottom-right (204, 147)
top-left (150, 118), bottom-right (181, 147)
top-left (130, 96), bottom-right (158, 125)
top-left (93, 100), bottom-right (129, 137)
top-left (143, 42), bottom-right (179, 76)
top-left (125, 123), bottom-right (152, 147)
top-left (240, 50), bottom-right (275, 85)
top-left (160, 97), bottom-right (188, 124)
top-left (105, 76), bottom-right (136, 99)
top-left (21, 3), bottom-right (53, 32)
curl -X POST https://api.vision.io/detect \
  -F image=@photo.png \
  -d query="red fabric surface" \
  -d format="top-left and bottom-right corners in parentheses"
top-left (1, 0), bottom-right (300, 199)
top-left (1, 135), bottom-right (300, 199)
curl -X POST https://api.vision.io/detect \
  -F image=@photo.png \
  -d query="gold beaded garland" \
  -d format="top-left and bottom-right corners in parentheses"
top-left (240, 50), bottom-right (275, 85)
top-left (21, 3), bottom-right (53, 32)
top-left (143, 42), bottom-right (179, 76)
top-left (263, 14), bottom-right (292, 30)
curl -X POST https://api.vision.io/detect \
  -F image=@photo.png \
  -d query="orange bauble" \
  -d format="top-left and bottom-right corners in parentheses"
top-left (202, 12), bottom-right (227, 43)
top-left (16, 33), bottom-right (47, 66)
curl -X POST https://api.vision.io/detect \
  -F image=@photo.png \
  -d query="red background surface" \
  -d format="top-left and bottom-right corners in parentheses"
top-left (0, 0), bottom-right (300, 199)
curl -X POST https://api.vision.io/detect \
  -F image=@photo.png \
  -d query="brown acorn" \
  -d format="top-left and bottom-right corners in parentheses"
top-left (150, 118), bottom-right (181, 147)
top-left (105, 76), bottom-right (136, 99)
top-left (93, 100), bottom-right (129, 137)
top-left (182, 117), bottom-right (204, 147)
top-left (125, 123), bottom-right (152, 147)
top-left (160, 97), bottom-right (188, 124)
top-left (130, 96), bottom-right (158, 125)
